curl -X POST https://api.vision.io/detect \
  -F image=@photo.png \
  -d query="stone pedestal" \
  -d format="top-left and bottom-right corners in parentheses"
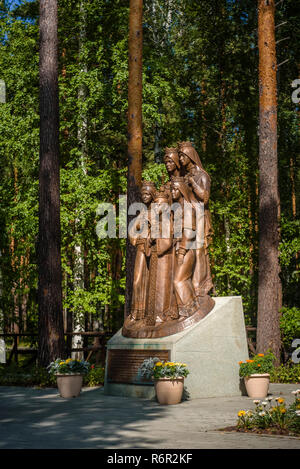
top-left (104, 296), bottom-right (249, 399)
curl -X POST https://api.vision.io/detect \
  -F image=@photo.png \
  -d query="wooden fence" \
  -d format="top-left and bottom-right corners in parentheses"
top-left (0, 331), bottom-right (113, 365)
top-left (0, 326), bottom-right (257, 365)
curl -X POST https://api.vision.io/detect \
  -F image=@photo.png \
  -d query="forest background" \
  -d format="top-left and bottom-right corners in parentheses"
top-left (0, 0), bottom-right (299, 353)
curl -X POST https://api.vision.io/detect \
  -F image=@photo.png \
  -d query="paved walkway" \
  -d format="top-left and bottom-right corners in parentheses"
top-left (0, 383), bottom-right (299, 449)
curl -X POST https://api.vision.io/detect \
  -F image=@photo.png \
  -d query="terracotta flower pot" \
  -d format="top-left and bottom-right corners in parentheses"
top-left (154, 378), bottom-right (184, 405)
top-left (244, 373), bottom-right (270, 399)
top-left (56, 373), bottom-right (83, 398)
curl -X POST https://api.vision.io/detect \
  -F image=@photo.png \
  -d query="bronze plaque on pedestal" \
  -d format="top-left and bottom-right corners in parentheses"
top-left (107, 349), bottom-right (170, 384)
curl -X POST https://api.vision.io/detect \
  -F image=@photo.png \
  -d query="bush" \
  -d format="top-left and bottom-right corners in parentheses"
top-left (0, 362), bottom-right (105, 388)
top-left (280, 307), bottom-right (300, 348)
top-left (0, 363), bottom-right (56, 387)
top-left (83, 365), bottom-right (105, 387)
top-left (270, 361), bottom-right (300, 383)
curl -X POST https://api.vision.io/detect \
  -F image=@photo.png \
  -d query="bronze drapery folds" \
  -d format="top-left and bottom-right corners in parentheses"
top-left (122, 143), bottom-right (215, 338)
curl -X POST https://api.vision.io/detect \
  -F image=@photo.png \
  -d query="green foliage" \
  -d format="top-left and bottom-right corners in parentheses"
top-left (239, 352), bottom-right (275, 378)
top-left (0, 0), bottom-right (299, 346)
top-left (0, 11), bottom-right (39, 331)
top-left (0, 361), bottom-right (105, 387)
top-left (83, 365), bottom-right (105, 387)
top-left (0, 1), bottom-right (128, 333)
top-left (0, 363), bottom-right (56, 387)
top-left (280, 307), bottom-right (300, 348)
top-left (142, 163), bottom-right (168, 189)
top-left (270, 362), bottom-right (300, 384)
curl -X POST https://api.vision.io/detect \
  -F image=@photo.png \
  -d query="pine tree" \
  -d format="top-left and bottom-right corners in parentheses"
top-left (256, 0), bottom-right (281, 362)
top-left (38, 0), bottom-right (65, 366)
top-left (125, 0), bottom-right (143, 318)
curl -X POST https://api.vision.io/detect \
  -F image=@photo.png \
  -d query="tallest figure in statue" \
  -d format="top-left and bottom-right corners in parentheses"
top-left (178, 141), bottom-right (214, 298)
top-left (122, 141), bottom-right (215, 339)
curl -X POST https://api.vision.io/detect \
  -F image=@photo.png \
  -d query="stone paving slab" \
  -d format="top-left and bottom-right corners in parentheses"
top-left (0, 383), bottom-right (299, 449)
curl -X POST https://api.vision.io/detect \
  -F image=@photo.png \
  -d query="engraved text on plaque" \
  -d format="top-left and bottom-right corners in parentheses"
top-left (107, 349), bottom-right (170, 384)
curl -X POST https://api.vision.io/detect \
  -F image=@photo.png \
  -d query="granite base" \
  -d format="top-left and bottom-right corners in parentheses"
top-left (104, 296), bottom-right (249, 399)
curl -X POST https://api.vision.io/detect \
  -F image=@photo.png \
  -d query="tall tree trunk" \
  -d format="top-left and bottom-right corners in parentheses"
top-left (257, 0), bottom-right (281, 363)
top-left (11, 167), bottom-right (19, 336)
top-left (20, 251), bottom-right (29, 333)
top-left (125, 0), bottom-right (143, 319)
top-left (72, 0), bottom-right (88, 359)
top-left (38, 0), bottom-right (65, 366)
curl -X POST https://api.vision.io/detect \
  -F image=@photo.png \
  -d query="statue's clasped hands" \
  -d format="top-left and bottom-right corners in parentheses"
top-left (177, 253), bottom-right (184, 265)
top-left (177, 248), bottom-right (186, 266)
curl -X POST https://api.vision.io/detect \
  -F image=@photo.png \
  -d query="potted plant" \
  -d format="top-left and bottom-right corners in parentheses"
top-left (239, 352), bottom-right (275, 399)
top-left (138, 357), bottom-right (189, 405)
top-left (48, 358), bottom-right (91, 398)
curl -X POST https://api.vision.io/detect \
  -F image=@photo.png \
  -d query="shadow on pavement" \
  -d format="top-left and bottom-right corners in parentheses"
top-left (0, 386), bottom-right (168, 449)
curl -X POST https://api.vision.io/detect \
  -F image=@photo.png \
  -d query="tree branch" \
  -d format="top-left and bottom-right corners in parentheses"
top-left (276, 36), bottom-right (290, 45)
top-left (275, 21), bottom-right (287, 29)
top-left (277, 58), bottom-right (289, 68)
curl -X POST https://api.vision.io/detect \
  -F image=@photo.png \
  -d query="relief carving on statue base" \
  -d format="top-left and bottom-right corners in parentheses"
top-left (122, 295), bottom-right (215, 338)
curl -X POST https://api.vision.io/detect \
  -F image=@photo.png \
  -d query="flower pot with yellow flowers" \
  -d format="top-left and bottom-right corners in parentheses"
top-left (47, 358), bottom-right (91, 398)
top-left (239, 352), bottom-right (275, 399)
top-left (138, 358), bottom-right (189, 405)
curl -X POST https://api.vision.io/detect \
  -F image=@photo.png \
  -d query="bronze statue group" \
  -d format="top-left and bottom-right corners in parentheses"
top-left (122, 142), bottom-right (215, 339)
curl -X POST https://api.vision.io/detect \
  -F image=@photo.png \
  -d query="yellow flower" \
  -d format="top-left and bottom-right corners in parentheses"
top-left (278, 398), bottom-right (285, 404)
top-left (59, 361), bottom-right (64, 365)
top-left (66, 358), bottom-right (72, 363)
top-left (280, 408), bottom-right (286, 414)
top-left (155, 362), bottom-right (163, 367)
top-left (238, 410), bottom-right (246, 417)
